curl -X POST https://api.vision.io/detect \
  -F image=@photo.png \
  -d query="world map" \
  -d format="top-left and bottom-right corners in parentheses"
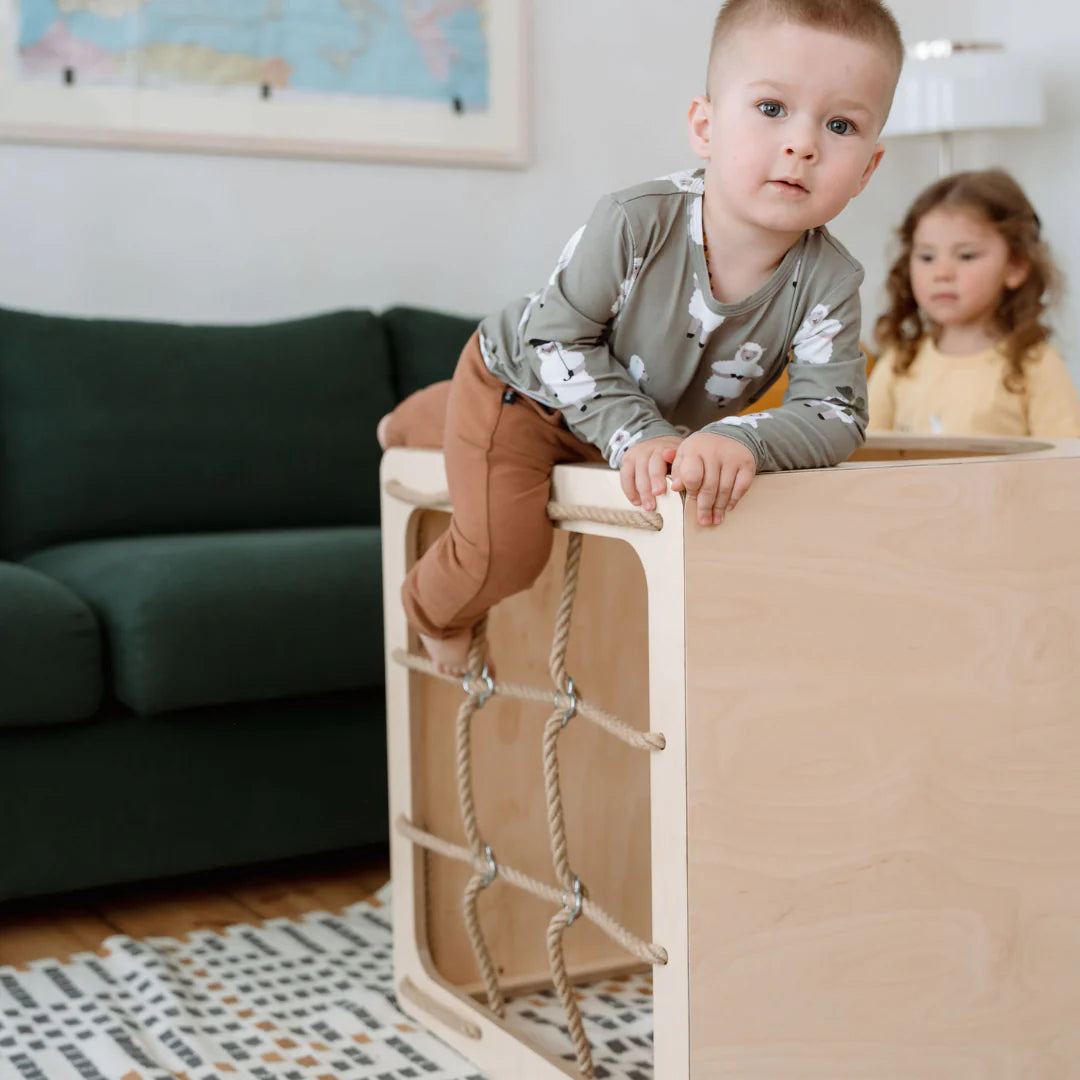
top-left (15, 0), bottom-right (490, 108)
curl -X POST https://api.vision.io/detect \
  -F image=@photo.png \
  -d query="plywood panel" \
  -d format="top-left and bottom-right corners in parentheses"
top-left (685, 453), bottom-right (1080, 1076)
top-left (412, 513), bottom-right (653, 993)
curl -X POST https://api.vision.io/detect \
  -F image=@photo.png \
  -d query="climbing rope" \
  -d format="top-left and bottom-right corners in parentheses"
top-left (393, 816), bottom-right (667, 968)
top-left (385, 478), bottom-right (668, 1078)
top-left (541, 531), bottom-right (598, 1074)
top-left (453, 618), bottom-right (505, 1017)
top-left (382, 478), bottom-right (663, 532)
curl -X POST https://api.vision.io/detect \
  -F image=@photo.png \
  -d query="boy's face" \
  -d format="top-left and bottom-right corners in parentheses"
top-left (689, 20), bottom-right (896, 243)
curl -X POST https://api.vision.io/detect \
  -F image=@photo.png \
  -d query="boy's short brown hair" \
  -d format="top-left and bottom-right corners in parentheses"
top-left (707, 0), bottom-right (904, 93)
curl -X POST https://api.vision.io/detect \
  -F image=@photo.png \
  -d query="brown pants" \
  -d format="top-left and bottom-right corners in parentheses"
top-left (383, 333), bottom-right (604, 639)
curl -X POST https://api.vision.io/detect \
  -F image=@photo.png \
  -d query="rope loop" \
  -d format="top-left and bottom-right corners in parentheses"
top-left (555, 676), bottom-right (577, 728)
top-left (382, 477), bottom-right (662, 531)
top-left (461, 664), bottom-right (495, 708)
top-left (398, 814), bottom-right (667, 966)
top-left (561, 875), bottom-right (584, 927)
top-left (480, 843), bottom-right (498, 889)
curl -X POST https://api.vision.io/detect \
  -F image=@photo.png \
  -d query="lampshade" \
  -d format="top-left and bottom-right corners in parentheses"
top-left (883, 44), bottom-right (1044, 138)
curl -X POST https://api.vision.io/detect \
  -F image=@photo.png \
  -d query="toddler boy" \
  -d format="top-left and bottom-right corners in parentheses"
top-left (381, 0), bottom-right (904, 672)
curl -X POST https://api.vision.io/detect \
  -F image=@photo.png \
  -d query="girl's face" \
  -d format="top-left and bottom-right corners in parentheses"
top-left (909, 207), bottom-right (1028, 333)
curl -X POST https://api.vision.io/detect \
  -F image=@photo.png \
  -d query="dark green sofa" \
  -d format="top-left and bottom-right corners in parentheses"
top-left (0, 303), bottom-right (474, 902)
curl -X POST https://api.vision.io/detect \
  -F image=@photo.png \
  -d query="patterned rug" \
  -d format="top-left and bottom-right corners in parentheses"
top-left (0, 886), bottom-right (653, 1080)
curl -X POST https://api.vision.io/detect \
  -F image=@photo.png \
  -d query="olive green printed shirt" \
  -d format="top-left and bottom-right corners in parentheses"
top-left (477, 169), bottom-right (869, 471)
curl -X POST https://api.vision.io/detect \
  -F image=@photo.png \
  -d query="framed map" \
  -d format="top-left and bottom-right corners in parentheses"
top-left (0, 1), bottom-right (528, 166)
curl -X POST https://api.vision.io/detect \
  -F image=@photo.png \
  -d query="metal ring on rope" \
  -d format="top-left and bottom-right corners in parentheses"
top-left (561, 875), bottom-right (584, 927)
top-left (480, 843), bottom-right (498, 889)
top-left (462, 664), bottom-right (495, 707)
top-left (555, 676), bottom-right (577, 728)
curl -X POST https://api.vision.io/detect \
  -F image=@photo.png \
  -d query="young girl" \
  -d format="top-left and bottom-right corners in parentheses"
top-left (869, 169), bottom-right (1080, 437)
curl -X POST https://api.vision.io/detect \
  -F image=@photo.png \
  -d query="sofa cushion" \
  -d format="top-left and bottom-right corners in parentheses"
top-left (0, 307), bottom-right (396, 557)
top-left (0, 561), bottom-right (102, 728)
top-left (381, 305), bottom-right (479, 401)
top-left (25, 527), bottom-right (384, 717)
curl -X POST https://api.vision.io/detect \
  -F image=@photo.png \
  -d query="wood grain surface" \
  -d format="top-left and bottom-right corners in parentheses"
top-left (685, 453), bottom-right (1080, 1075)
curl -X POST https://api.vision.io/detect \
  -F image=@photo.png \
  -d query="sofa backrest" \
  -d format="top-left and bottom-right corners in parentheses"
top-left (0, 306), bottom-right (399, 557)
top-left (380, 305), bottom-right (480, 402)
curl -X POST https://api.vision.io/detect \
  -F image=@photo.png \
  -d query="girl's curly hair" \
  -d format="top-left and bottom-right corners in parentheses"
top-left (874, 169), bottom-right (1059, 393)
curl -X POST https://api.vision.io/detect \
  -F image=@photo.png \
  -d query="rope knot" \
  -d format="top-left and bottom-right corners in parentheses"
top-left (553, 676), bottom-right (577, 727)
top-left (461, 664), bottom-right (494, 708)
top-left (479, 843), bottom-right (498, 888)
top-left (561, 875), bottom-right (584, 927)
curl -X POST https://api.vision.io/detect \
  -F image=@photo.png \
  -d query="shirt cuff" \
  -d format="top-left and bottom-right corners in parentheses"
top-left (605, 418), bottom-right (682, 468)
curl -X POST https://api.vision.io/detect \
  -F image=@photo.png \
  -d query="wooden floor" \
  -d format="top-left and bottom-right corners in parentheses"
top-left (0, 849), bottom-right (390, 969)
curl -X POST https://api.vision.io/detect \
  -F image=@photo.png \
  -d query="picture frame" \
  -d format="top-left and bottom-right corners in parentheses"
top-left (0, 1), bottom-right (529, 168)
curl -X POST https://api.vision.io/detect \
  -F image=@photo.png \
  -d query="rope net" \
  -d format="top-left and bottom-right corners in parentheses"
top-left (386, 480), bottom-right (668, 1079)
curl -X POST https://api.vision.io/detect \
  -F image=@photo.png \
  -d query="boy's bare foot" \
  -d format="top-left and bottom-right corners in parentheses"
top-left (419, 629), bottom-right (474, 676)
top-left (377, 414), bottom-right (392, 450)
top-left (419, 629), bottom-right (495, 679)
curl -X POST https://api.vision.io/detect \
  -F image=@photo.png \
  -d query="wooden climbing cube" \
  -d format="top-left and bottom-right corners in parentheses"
top-left (381, 434), bottom-right (1080, 1079)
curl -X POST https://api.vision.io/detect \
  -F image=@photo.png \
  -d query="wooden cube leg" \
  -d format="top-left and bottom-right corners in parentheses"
top-left (381, 448), bottom-right (688, 1079)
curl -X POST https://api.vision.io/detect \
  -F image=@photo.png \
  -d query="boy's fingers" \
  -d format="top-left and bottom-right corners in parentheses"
top-left (727, 465), bottom-right (755, 510)
top-left (696, 462), bottom-right (720, 525)
top-left (668, 446), bottom-right (685, 491)
top-left (636, 456), bottom-right (656, 511)
top-left (712, 464), bottom-right (737, 521)
top-left (676, 453), bottom-right (704, 496)
top-left (619, 458), bottom-right (640, 505)
top-left (648, 450), bottom-right (668, 495)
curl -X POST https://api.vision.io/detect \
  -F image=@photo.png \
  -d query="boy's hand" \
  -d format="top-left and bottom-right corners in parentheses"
top-left (618, 434), bottom-right (685, 512)
top-left (670, 432), bottom-right (756, 526)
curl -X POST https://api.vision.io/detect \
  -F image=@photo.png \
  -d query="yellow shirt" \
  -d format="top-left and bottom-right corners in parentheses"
top-left (868, 338), bottom-right (1080, 438)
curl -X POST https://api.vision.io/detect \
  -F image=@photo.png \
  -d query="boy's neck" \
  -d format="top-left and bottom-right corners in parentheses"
top-left (702, 198), bottom-right (805, 304)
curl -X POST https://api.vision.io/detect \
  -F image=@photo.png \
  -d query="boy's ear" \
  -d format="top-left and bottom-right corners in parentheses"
top-left (688, 96), bottom-right (713, 160)
top-left (852, 142), bottom-right (886, 197)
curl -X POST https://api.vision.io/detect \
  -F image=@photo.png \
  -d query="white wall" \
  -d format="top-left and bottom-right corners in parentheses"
top-left (1, 0), bottom-right (1078, 376)
top-left (834, 0), bottom-right (1080, 370)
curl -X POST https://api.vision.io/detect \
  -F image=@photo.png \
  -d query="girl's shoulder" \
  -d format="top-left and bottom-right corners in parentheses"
top-left (1022, 341), bottom-right (1064, 367)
